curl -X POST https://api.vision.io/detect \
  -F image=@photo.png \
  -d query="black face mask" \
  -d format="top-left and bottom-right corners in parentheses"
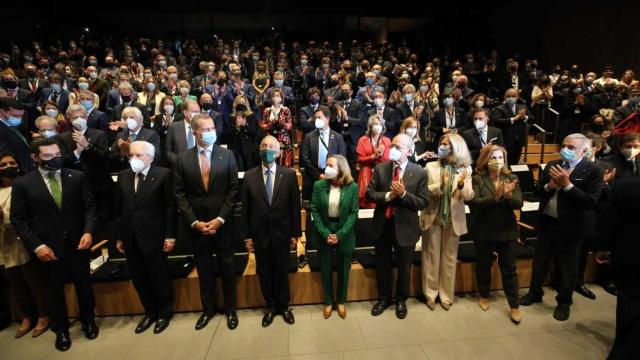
top-left (330, 80), bottom-right (339, 87)
top-left (217, 79), bottom-right (226, 87)
top-left (202, 102), bottom-right (213, 111)
top-left (27, 70), bottom-right (37, 77)
top-left (456, 83), bottom-right (465, 89)
top-left (591, 124), bottom-right (604, 133)
top-left (0, 166), bottom-right (19, 179)
top-left (40, 156), bottom-right (63, 171)
top-left (2, 80), bottom-right (17, 89)
top-left (121, 95), bottom-right (131, 103)
top-left (235, 104), bottom-right (247, 112)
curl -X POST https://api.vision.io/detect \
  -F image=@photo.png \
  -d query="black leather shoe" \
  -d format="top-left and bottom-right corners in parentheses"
top-left (395, 300), bottom-right (407, 319)
top-left (195, 313), bottom-right (214, 331)
top-left (519, 293), bottom-right (543, 306)
top-left (135, 316), bottom-right (157, 334)
top-left (55, 331), bottom-right (71, 352)
top-left (81, 319), bottom-right (99, 340)
top-left (262, 312), bottom-right (275, 328)
top-left (226, 312), bottom-right (239, 330)
top-left (371, 299), bottom-right (391, 316)
top-left (282, 310), bottom-right (295, 325)
top-left (602, 281), bottom-right (619, 296)
top-left (153, 317), bottom-right (171, 334)
top-left (575, 283), bottom-right (596, 300)
top-left (553, 304), bottom-right (571, 321)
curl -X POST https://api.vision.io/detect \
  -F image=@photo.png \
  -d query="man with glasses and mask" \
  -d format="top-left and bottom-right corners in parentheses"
top-left (0, 98), bottom-right (35, 173)
top-left (10, 137), bottom-right (98, 351)
top-left (366, 133), bottom-right (429, 319)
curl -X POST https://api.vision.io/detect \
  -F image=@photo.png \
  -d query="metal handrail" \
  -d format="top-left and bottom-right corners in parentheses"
top-left (531, 123), bottom-right (547, 164)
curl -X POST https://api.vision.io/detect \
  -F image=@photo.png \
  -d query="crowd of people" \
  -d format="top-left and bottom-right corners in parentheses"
top-left (0, 37), bottom-right (639, 358)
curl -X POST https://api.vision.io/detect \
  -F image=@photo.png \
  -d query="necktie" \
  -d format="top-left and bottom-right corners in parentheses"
top-left (200, 149), bottom-right (210, 191)
top-left (47, 172), bottom-right (62, 208)
top-left (562, 162), bottom-right (571, 170)
top-left (187, 125), bottom-right (195, 149)
top-left (385, 166), bottom-right (401, 219)
top-left (318, 131), bottom-right (328, 169)
top-left (135, 173), bottom-right (145, 193)
top-left (265, 169), bottom-right (273, 205)
top-left (130, 132), bottom-right (137, 142)
top-left (630, 160), bottom-right (637, 176)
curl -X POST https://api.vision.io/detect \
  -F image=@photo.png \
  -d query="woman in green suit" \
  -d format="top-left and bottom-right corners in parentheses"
top-left (309, 154), bottom-right (359, 319)
top-left (468, 145), bottom-right (523, 325)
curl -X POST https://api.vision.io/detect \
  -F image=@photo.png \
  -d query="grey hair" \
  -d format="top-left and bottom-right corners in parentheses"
top-left (365, 115), bottom-right (386, 136)
top-left (130, 140), bottom-right (155, 158)
top-left (118, 82), bottom-right (134, 93)
top-left (261, 135), bottom-right (280, 151)
top-left (191, 114), bottom-right (213, 132)
top-left (65, 104), bottom-right (87, 118)
top-left (35, 115), bottom-right (58, 128)
top-left (443, 133), bottom-right (472, 167)
top-left (402, 84), bottom-right (416, 93)
top-left (121, 106), bottom-right (143, 121)
top-left (564, 133), bottom-right (591, 152)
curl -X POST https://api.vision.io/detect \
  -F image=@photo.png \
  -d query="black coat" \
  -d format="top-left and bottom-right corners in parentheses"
top-left (460, 126), bottom-right (505, 162)
top-left (490, 103), bottom-right (534, 148)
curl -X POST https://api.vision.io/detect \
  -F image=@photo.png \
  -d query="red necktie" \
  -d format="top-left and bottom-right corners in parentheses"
top-left (385, 166), bottom-right (401, 219)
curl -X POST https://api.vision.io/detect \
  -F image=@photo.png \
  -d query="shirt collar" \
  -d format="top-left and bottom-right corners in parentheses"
top-left (130, 127), bottom-right (142, 136)
top-left (136, 165), bottom-right (151, 177)
top-left (197, 144), bottom-right (213, 153)
top-left (262, 162), bottom-right (276, 174)
top-left (567, 157), bottom-right (583, 169)
top-left (394, 159), bottom-right (408, 172)
top-left (74, 127), bottom-right (87, 135)
top-left (38, 166), bottom-right (60, 177)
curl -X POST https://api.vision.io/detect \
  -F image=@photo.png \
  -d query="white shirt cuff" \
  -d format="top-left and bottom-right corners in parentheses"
top-left (384, 192), bottom-right (392, 202)
top-left (164, 238), bottom-right (176, 243)
top-left (562, 183), bottom-right (574, 191)
top-left (190, 221), bottom-right (198, 228)
top-left (34, 244), bottom-right (46, 253)
top-left (216, 217), bottom-right (225, 224)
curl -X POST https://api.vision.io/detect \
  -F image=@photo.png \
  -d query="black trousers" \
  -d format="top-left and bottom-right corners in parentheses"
top-left (375, 218), bottom-right (413, 301)
top-left (608, 264), bottom-right (640, 360)
top-left (192, 233), bottom-right (235, 314)
top-left (474, 240), bottom-right (519, 308)
top-left (506, 141), bottom-right (523, 166)
top-left (124, 237), bottom-right (173, 319)
top-left (529, 215), bottom-right (582, 306)
top-left (254, 240), bottom-right (290, 312)
top-left (39, 243), bottom-right (95, 333)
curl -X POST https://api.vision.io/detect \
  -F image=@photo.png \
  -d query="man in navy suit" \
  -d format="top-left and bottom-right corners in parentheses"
top-left (0, 98), bottom-right (36, 173)
top-left (263, 71), bottom-right (295, 107)
top-left (77, 90), bottom-right (109, 130)
top-left (38, 74), bottom-right (70, 114)
top-left (105, 73), bottom-right (138, 116)
top-left (300, 106), bottom-right (346, 200)
top-left (109, 107), bottom-right (161, 171)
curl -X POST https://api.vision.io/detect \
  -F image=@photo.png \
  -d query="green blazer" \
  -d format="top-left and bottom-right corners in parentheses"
top-left (309, 179), bottom-right (359, 251)
top-left (467, 173), bottom-right (523, 242)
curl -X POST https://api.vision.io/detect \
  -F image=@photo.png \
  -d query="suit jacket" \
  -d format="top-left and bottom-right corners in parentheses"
top-left (57, 128), bottom-right (112, 192)
top-left (534, 158), bottom-right (603, 239)
top-left (431, 107), bottom-right (469, 140)
top-left (109, 127), bottom-right (161, 170)
top-left (467, 173), bottom-right (523, 242)
top-left (607, 177), bottom-right (640, 266)
top-left (0, 121), bottom-right (36, 174)
top-left (112, 102), bottom-right (149, 123)
top-left (366, 160), bottom-right (429, 246)
top-left (240, 165), bottom-right (302, 249)
top-left (301, 129), bottom-right (347, 184)
top-left (396, 101), bottom-right (429, 130)
top-left (87, 108), bottom-right (110, 131)
top-left (298, 104), bottom-right (321, 133)
top-left (603, 151), bottom-right (640, 180)
top-left (460, 126), bottom-right (505, 161)
top-left (367, 106), bottom-right (402, 139)
top-left (335, 99), bottom-right (366, 141)
top-left (106, 89), bottom-right (139, 116)
top-left (10, 168), bottom-right (97, 255)
top-left (19, 77), bottom-right (49, 99)
top-left (308, 180), bottom-right (359, 251)
top-left (39, 88), bottom-right (70, 113)
top-left (419, 162), bottom-right (474, 236)
top-left (113, 166), bottom-right (176, 252)
top-left (490, 103), bottom-right (534, 148)
top-left (173, 145), bottom-right (238, 243)
top-left (165, 120), bottom-right (191, 167)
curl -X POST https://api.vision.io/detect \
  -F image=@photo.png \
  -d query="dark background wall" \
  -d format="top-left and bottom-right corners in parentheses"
top-left (4, 1), bottom-right (639, 73)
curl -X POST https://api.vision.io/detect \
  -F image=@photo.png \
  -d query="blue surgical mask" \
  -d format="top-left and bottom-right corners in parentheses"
top-left (274, 79), bottom-right (284, 87)
top-left (505, 97), bottom-right (517, 106)
top-left (201, 131), bottom-right (217, 145)
top-left (560, 147), bottom-right (577, 162)
top-left (78, 82), bottom-right (89, 90)
top-left (6, 116), bottom-right (22, 127)
top-left (81, 100), bottom-right (93, 111)
top-left (366, 78), bottom-right (374, 86)
top-left (438, 145), bottom-right (450, 158)
top-left (443, 98), bottom-right (454, 107)
top-left (260, 149), bottom-right (278, 164)
top-left (41, 129), bottom-right (58, 138)
top-left (51, 83), bottom-right (61, 92)
top-left (146, 83), bottom-right (156, 92)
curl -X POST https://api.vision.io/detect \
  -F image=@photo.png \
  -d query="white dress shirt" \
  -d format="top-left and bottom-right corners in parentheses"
top-left (328, 185), bottom-right (341, 218)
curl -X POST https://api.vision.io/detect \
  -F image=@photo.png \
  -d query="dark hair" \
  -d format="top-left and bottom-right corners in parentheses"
top-left (314, 105), bottom-right (331, 119)
top-left (0, 97), bottom-right (25, 111)
top-left (307, 87), bottom-right (321, 98)
top-left (30, 137), bottom-right (58, 155)
top-left (617, 132), bottom-right (640, 147)
top-left (471, 107), bottom-right (491, 118)
top-left (49, 73), bottom-right (62, 83)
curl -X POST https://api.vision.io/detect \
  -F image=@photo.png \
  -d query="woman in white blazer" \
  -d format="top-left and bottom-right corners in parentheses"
top-left (138, 78), bottom-right (166, 118)
top-left (420, 133), bottom-right (474, 310)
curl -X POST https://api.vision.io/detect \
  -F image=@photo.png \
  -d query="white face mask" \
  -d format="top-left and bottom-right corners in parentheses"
top-left (389, 147), bottom-right (402, 162)
top-left (72, 118), bottom-right (87, 131)
top-left (126, 117), bottom-right (138, 130)
top-left (474, 120), bottom-right (486, 130)
top-left (622, 147), bottom-right (640, 160)
top-left (272, 96), bottom-right (282, 105)
top-left (405, 128), bottom-right (417, 137)
top-left (40, 130), bottom-right (58, 138)
top-left (375, 98), bottom-right (385, 109)
top-left (324, 166), bottom-right (338, 179)
top-left (164, 105), bottom-right (174, 114)
top-left (315, 117), bottom-right (325, 129)
top-left (372, 124), bottom-right (383, 134)
top-left (179, 87), bottom-right (189, 95)
top-left (130, 158), bottom-right (146, 173)
top-left (474, 100), bottom-right (485, 108)
top-left (45, 109), bottom-right (59, 118)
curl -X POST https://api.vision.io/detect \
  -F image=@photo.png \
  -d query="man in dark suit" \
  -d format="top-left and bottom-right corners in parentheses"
top-left (3, 71), bottom-right (37, 127)
top-left (10, 137), bottom-right (98, 352)
top-left (461, 108), bottom-right (505, 163)
top-left (490, 88), bottom-right (535, 165)
top-left (334, 83), bottom-right (366, 172)
top-left (19, 63), bottom-right (50, 100)
top-left (77, 90), bottom-right (109, 130)
top-left (520, 133), bottom-right (603, 321)
top-left (367, 90), bottom-right (402, 139)
top-left (38, 74), bottom-right (70, 114)
top-left (396, 84), bottom-right (429, 130)
top-left (0, 98), bottom-right (36, 173)
top-left (241, 135), bottom-right (301, 327)
top-left (173, 114), bottom-right (240, 330)
top-left (366, 133), bottom-right (429, 319)
top-left (603, 132), bottom-right (640, 180)
top-left (612, 87), bottom-right (640, 124)
top-left (596, 177), bottom-right (640, 359)
top-left (298, 87), bottom-right (323, 134)
top-left (199, 93), bottom-right (225, 142)
top-left (165, 100), bottom-right (200, 168)
top-left (111, 83), bottom-right (148, 123)
top-left (105, 73), bottom-right (139, 116)
top-left (109, 107), bottom-right (161, 171)
top-left (57, 104), bottom-right (114, 234)
top-left (431, 95), bottom-right (469, 142)
top-left (113, 141), bottom-right (176, 335)
top-left (300, 106), bottom-right (347, 200)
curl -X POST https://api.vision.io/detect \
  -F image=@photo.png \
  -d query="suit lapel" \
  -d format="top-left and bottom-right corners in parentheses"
top-left (271, 166), bottom-right (284, 205)
top-left (134, 167), bottom-right (155, 208)
top-left (34, 171), bottom-right (60, 210)
top-left (190, 147), bottom-right (206, 193)
top-left (207, 146), bottom-right (220, 190)
top-left (256, 167), bottom-right (269, 205)
top-left (60, 169), bottom-right (72, 211)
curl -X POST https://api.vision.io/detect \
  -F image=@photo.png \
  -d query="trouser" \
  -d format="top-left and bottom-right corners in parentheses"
top-left (39, 243), bottom-right (95, 333)
top-left (375, 218), bottom-right (413, 301)
top-left (318, 219), bottom-right (352, 305)
top-left (506, 142), bottom-right (523, 165)
top-left (5, 260), bottom-right (47, 319)
top-left (422, 224), bottom-right (459, 305)
top-left (474, 240), bottom-right (519, 309)
top-left (192, 233), bottom-right (236, 314)
top-left (254, 240), bottom-right (291, 312)
top-left (529, 215), bottom-right (582, 306)
top-left (124, 237), bottom-right (173, 319)
top-left (608, 264), bottom-right (640, 359)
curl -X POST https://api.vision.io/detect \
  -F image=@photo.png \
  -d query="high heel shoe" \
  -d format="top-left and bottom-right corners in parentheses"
top-left (479, 298), bottom-right (490, 311)
top-left (323, 305), bottom-right (333, 319)
top-left (337, 304), bottom-right (347, 319)
top-left (509, 308), bottom-right (522, 325)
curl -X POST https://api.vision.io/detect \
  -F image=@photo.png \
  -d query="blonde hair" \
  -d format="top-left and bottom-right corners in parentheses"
top-left (399, 117), bottom-right (420, 139)
top-left (327, 154), bottom-right (353, 185)
top-left (440, 133), bottom-right (472, 167)
top-left (476, 145), bottom-right (511, 176)
top-left (366, 115), bottom-right (385, 136)
top-left (230, 94), bottom-right (253, 117)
